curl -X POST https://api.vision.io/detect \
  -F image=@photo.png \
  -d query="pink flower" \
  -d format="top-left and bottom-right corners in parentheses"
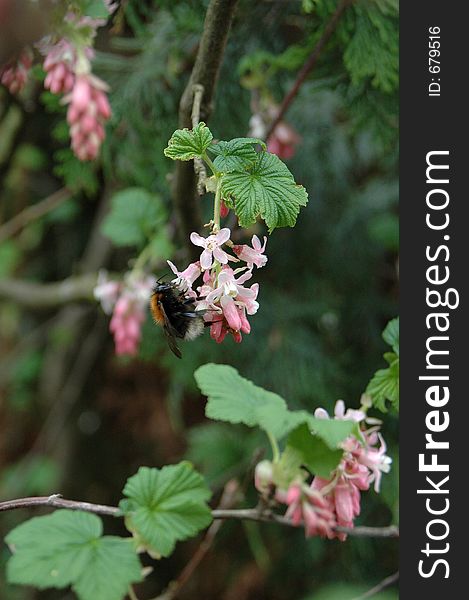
top-left (233, 235), bottom-right (268, 269)
top-left (65, 73), bottom-right (111, 161)
top-left (278, 482), bottom-right (336, 539)
top-left (195, 266), bottom-right (259, 342)
top-left (94, 270), bottom-right (121, 314)
top-left (190, 228), bottom-right (233, 270)
top-left (1, 49), bottom-right (33, 94)
top-left (109, 295), bottom-right (145, 356)
top-left (43, 40), bottom-right (75, 94)
top-left (100, 274), bottom-right (154, 356)
top-left (267, 122), bottom-right (301, 160)
top-left (167, 260), bottom-right (201, 298)
top-left (308, 399), bottom-right (392, 538)
top-left (205, 267), bottom-right (254, 305)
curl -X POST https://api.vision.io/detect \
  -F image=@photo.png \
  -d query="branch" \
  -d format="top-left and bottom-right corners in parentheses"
top-left (0, 273), bottom-right (97, 309)
top-left (0, 495), bottom-right (399, 539)
top-left (172, 0), bottom-right (239, 259)
top-left (0, 188), bottom-right (71, 243)
top-left (0, 495), bottom-right (119, 517)
top-left (351, 571), bottom-right (399, 600)
top-left (154, 480), bottom-right (240, 600)
top-left (190, 83), bottom-right (208, 195)
top-left (265, 0), bottom-right (353, 141)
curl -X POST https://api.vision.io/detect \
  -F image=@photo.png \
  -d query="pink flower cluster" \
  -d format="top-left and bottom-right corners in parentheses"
top-left (43, 40), bottom-right (75, 94)
top-left (267, 122), bottom-right (301, 160)
top-left (66, 73), bottom-right (111, 161)
top-left (1, 49), bottom-right (33, 94)
top-left (94, 271), bottom-right (155, 356)
top-left (39, 37), bottom-right (111, 161)
top-left (169, 228), bottom-right (267, 344)
top-left (249, 111), bottom-right (301, 160)
top-left (254, 400), bottom-right (391, 541)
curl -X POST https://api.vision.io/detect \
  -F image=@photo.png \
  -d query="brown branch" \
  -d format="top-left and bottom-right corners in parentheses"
top-left (265, 0), bottom-right (354, 141)
top-left (0, 495), bottom-right (399, 539)
top-left (0, 495), bottom-right (119, 517)
top-left (351, 571), bottom-right (399, 600)
top-left (0, 273), bottom-right (98, 309)
top-left (172, 0), bottom-right (239, 259)
top-left (190, 84), bottom-right (208, 195)
top-left (0, 188), bottom-right (71, 243)
top-left (154, 480), bottom-right (240, 600)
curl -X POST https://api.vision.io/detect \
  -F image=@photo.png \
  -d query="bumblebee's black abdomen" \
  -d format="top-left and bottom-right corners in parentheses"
top-left (159, 289), bottom-right (196, 338)
top-left (151, 283), bottom-right (201, 340)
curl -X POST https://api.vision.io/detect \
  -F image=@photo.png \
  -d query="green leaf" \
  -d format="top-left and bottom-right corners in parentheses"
top-left (287, 423), bottom-right (343, 478)
top-left (194, 364), bottom-right (288, 437)
top-left (164, 122), bottom-right (213, 161)
top-left (365, 317), bottom-right (400, 412)
top-left (101, 188), bottom-right (165, 247)
top-left (83, 0), bottom-right (110, 19)
top-left (195, 364), bottom-right (355, 447)
top-left (383, 317), bottom-right (399, 355)
top-left (6, 510), bottom-right (142, 600)
top-left (220, 152), bottom-right (308, 232)
top-left (120, 463), bottom-right (212, 557)
top-left (209, 138), bottom-right (265, 173)
top-left (366, 352), bottom-right (399, 412)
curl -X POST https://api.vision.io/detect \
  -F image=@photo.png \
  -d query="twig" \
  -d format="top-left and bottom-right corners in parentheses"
top-left (0, 495), bottom-right (399, 539)
top-left (0, 495), bottom-right (119, 517)
top-left (190, 84), bottom-right (208, 195)
top-left (172, 0), bottom-right (239, 259)
top-left (265, 0), bottom-right (354, 140)
top-left (154, 480), bottom-right (240, 600)
top-left (0, 273), bottom-right (98, 309)
top-left (351, 571), bottom-right (399, 600)
top-left (0, 188), bottom-right (71, 243)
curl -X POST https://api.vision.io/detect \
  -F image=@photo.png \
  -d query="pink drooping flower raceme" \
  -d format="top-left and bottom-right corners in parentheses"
top-left (166, 227), bottom-right (267, 345)
top-left (309, 400), bottom-right (392, 539)
top-left (276, 482), bottom-right (337, 539)
top-left (65, 73), bottom-right (111, 161)
top-left (267, 121), bottom-right (301, 160)
top-left (43, 39), bottom-right (76, 94)
top-left (254, 400), bottom-right (391, 540)
top-left (94, 271), bottom-right (155, 356)
top-left (0, 49), bottom-right (33, 94)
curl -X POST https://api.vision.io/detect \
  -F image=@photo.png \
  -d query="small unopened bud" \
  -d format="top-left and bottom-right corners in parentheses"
top-left (254, 460), bottom-right (274, 494)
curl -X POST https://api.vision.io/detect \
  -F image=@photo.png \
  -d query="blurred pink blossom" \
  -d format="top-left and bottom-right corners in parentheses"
top-left (95, 273), bottom-right (154, 357)
top-left (65, 73), bottom-right (111, 161)
top-left (43, 40), bottom-right (75, 94)
top-left (267, 121), bottom-right (301, 160)
top-left (1, 49), bottom-right (33, 94)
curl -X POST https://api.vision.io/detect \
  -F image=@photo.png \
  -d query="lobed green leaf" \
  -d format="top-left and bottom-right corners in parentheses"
top-left (287, 423), bottom-right (344, 479)
top-left (6, 510), bottom-right (142, 600)
top-left (195, 364), bottom-right (355, 449)
top-left (120, 463), bottom-right (212, 557)
top-left (164, 122), bottom-right (213, 161)
top-left (209, 138), bottom-right (265, 173)
top-left (220, 152), bottom-right (308, 232)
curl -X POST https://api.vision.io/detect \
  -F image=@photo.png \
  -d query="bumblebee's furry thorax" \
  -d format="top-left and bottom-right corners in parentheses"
top-left (150, 282), bottom-right (204, 358)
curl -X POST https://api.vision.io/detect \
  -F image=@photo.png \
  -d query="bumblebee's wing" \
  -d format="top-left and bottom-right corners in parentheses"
top-left (158, 303), bottom-right (183, 359)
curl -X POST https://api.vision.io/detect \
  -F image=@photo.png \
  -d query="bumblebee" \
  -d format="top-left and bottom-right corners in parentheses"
top-left (150, 281), bottom-right (204, 358)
